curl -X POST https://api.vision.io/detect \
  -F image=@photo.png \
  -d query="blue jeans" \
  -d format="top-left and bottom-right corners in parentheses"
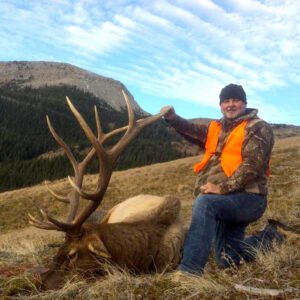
top-left (179, 192), bottom-right (271, 274)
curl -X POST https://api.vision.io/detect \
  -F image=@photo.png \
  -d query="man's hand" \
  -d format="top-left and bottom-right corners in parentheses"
top-left (160, 106), bottom-right (176, 121)
top-left (200, 182), bottom-right (222, 194)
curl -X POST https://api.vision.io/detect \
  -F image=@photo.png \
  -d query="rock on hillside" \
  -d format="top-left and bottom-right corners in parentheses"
top-left (0, 61), bottom-right (143, 112)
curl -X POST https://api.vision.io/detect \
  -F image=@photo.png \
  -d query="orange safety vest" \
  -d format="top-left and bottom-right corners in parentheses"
top-left (193, 120), bottom-right (248, 177)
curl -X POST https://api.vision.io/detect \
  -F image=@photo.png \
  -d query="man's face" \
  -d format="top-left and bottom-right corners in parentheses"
top-left (220, 98), bottom-right (246, 120)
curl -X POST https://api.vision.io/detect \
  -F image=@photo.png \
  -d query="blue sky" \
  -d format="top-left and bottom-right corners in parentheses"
top-left (0, 0), bottom-right (299, 125)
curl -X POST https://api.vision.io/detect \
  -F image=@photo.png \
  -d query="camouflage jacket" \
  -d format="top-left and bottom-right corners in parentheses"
top-left (166, 108), bottom-right (274, 196)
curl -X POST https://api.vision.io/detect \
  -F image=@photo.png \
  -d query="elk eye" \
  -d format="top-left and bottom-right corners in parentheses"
top-left (67, 250), bottom-right (78, 261)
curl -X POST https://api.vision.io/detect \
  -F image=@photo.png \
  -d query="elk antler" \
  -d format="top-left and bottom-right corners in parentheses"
top-left (29, 90), bottom-right (166, 236)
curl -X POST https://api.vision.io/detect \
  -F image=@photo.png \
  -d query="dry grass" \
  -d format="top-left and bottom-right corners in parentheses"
top-left (0, 135), bottom-right (300, 299)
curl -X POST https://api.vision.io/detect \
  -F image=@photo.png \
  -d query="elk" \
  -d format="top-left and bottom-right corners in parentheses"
top-left (29, 91), bottom-right (185, 290)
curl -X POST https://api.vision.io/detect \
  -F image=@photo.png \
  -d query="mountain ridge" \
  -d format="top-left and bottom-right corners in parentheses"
top-left (0, 61), bottom-right (143, 113)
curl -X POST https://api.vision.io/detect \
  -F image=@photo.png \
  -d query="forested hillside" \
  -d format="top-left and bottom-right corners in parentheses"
top-left (2, 82), bottom-right (298, 193)
top-left (0, 84), bottom-right (184, 192)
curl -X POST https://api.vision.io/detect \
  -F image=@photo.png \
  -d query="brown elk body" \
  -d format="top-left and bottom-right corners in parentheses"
top-left (29, 92), bottom-right (185, 289)
top-left (41, 195), bottom-right (184, 289)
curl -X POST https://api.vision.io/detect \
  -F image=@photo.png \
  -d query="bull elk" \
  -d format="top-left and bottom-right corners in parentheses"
top-left (29, 91), bottom-right (185, 289)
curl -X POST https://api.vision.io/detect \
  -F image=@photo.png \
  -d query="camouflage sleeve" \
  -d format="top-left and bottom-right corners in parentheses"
top-left (219, 121), bottom-right (274, 194)
top-left (165, 115), bottom-right (208, 147)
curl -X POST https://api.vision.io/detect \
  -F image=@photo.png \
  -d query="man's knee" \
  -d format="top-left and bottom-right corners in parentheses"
top-left (193, 194), bottom-right (215, 212)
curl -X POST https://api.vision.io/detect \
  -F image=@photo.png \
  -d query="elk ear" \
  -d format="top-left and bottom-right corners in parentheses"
top-left (87, 236), bottom-right (111, 259)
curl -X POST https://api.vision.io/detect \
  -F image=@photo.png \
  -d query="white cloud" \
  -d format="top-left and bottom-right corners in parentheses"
top-left (131, 6), bottom-right (173, 29)
top-left (225, 0), bottom-right (273, 14)
top-left (64, 20), bottom-right (133, 56)
top-left (63, 2), bottom-right (93, 25)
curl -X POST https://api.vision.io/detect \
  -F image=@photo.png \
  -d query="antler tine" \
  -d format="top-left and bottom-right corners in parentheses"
top-left (122, 90), bottom-right (135, 128)
top-left (136, 111), bottom-right (166, 128)
top-left (45, 181), bottom-right (69, 203)
top-left (109, 90), bottom-right (164, 158)
top-left (66, 97), bottom-right (107, 160)
top-left (95, 89), bottom-right (166, 147)
top-left (47, 115), bottom-right (84, 223)
top-left (46, 116), bottom-right (79, 175)
top-left (68, 176), bottom-right (82, 194)
top-left (28, 212), bottom-right (61, 231)
top-left (94, 106), bottom-right (104, 140)
top-left (67, 169), bottom-right (112, 203)
top-left (29, 107), bottom-right (87, 233)
top-left (40, 210), bottom-right (76, 231)
top-left (101, 118), bottom-right (159, 143)
top-left (44, 180), bottom-right (80, 222)
top-left (107, 90), bottom-right (135, 158)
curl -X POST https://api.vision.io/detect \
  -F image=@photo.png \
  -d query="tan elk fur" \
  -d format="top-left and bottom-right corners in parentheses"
top-left (103, 194), bottom-right (185, 270)
top-left (102, 194), bottom-right (170, 223)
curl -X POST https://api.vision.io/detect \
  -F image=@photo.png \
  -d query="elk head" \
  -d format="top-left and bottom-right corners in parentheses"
top-left (29, 90), bottom-right (167, 289)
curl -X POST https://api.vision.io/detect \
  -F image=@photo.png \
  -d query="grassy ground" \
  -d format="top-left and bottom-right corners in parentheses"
top-left (0, 135), bottom-right (299, 299)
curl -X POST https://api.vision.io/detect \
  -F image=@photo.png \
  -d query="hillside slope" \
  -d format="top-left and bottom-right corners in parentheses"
top-left (0, 134), bottom-right (299, 299)
top-left (0, 135), bottom-right (299, 232)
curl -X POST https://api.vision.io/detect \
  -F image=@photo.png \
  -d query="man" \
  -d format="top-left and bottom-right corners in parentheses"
top-left (161, 83), bottom-right (284, 275)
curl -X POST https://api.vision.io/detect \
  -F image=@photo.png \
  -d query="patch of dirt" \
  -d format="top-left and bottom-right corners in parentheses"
top-left (0, 263), bottom-right (33, 278)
